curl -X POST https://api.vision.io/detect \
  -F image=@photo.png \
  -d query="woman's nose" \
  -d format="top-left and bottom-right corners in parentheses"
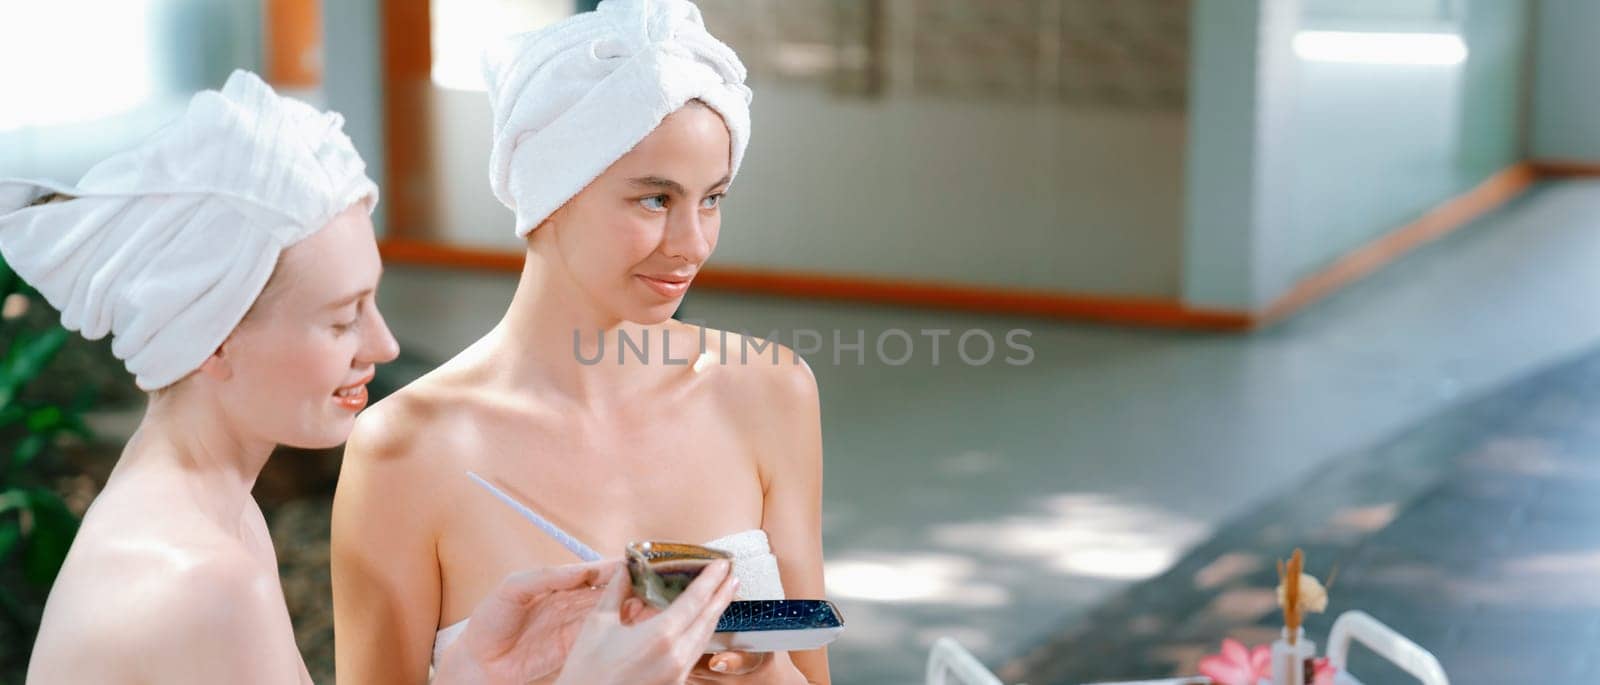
top-left (665, 206), bottom-right (714, 264)
top-left (361, 304), bottom-right (401, 364)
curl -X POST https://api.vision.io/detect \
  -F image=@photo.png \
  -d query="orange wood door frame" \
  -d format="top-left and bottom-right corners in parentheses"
top-left (377, 238), bottom-right (1255, 330)
top-left (1530, 159), bottom-right (1600, 178)
top-left (264, 0), bottom-right (323, 88)
top-left (380, 0), bottom-right (437, 242)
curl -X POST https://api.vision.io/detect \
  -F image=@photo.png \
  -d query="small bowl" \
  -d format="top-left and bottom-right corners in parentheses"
top-left (626, 540), bottom-right (734, 609)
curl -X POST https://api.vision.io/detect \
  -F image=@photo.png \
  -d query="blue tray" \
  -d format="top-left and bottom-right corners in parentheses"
top-left (710, 600), bottom-right (845, 652)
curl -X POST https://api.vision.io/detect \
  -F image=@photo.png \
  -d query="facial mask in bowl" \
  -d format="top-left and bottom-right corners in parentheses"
top-left (625, 540), bottom-right (734, 610)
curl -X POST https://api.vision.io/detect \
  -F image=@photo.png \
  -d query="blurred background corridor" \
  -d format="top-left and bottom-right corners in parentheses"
top-left (3, 1), bottom-right (1599, 683)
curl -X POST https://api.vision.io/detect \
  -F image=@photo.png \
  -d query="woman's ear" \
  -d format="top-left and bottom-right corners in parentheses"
top-left (533, 213), bottom-right (560, 237)
top-left (197, 340), bottom-right (235, 382)
top-left (526, 207), bottom-right (565, 254)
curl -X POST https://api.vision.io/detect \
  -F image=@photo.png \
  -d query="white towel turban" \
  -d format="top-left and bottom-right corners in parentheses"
top-left (485, 0), bottom-right (752, 237)
top-left (0, 70), bottom-right (378, 391)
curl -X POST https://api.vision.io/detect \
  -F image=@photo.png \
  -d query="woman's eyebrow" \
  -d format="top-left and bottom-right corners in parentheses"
top-left (628, 174), bottom-right (732, 195)
top-left (323, 289), bottom-right (372, 311)
top-left (629, 176), bottom-right (687, 195)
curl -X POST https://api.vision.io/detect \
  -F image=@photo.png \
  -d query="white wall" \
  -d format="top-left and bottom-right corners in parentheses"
top-left (1282, 0), bottom-right (1532, 285)
top-left (426, 82), bottom-right (1188, 298)
top-left (323, 0), bottom-right (387, 232)
top-left (1185, 0), bottom-right (1535, 311)
top-left (1182, 0), bottom-right (1300, 310)
top-left (0, 0), bottom-right (261, 183)
top-left (1532, 0), bottom-right (1600, 162)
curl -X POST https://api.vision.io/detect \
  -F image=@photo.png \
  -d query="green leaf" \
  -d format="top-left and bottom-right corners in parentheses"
top-left (25, 406), bottom-right (63, 434)
top-left (0, 255), bottom-right (14, 297)
top-left (60, 412), bottom-right (92, 441)
top-left (10, 434), bottom-right (45, 472)
top-left (0, 516), bottom-right (18, 561)
top-left (0, 490), bottom-right (24, 517)
top-left (21, 488), bottom-right (78, 588)
top-left (0, 327), bottom-right (68, 407)
top-left (0, 580), bottom-right (27, 639)
top-left (69, 386), bottom-right (98, 414)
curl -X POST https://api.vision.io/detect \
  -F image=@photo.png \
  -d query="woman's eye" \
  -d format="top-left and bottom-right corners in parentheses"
top-left (640, 195), bottom-right (668, 211)
top-left (333, 305), bottom-right (361, 333)
top-left (702, 193), bottom-right (724, 209)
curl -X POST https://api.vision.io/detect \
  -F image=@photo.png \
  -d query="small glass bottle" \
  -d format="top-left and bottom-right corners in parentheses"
top-left (1270, 627), bottom-right (1316, 685)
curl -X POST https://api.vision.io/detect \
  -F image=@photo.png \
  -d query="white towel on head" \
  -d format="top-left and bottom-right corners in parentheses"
top-left (0, 70), bottom-right (377, 391)
top-left (484, 0), bottom-right (752, 237)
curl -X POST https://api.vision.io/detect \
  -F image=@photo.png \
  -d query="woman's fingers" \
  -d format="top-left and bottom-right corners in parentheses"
top-left (654, 560), bottom-right (730, 626)
top-left (706, 651), bottom-right (768, 675)
top-left (591, 564), bottom-right (633, 619)
top-left (499, 560), bottom-right (616, 605)
top-left (678, 567), bottom-right (739, 646)
top-left (621, 596), bottom-right (659, 625)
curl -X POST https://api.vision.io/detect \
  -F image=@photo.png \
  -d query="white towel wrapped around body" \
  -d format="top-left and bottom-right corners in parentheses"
top-left (0, 70), bottom-right (377, 390)
top-left (484, 0), bottom-right (752, 237)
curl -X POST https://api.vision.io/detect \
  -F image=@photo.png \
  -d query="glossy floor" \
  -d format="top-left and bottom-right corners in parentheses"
top-left (375, 180), bottom-right (1600, 684)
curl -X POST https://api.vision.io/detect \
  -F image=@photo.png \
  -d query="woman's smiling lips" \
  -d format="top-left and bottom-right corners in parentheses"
top-left (637, 272), bottom-right (693, 298)
top-left (333, 372), bottom-right (375, 412)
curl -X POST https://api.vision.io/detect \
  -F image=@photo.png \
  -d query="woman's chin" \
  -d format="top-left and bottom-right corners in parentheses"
top-left (283, 414), bottom-right (358, 451)
top-left (622, 300), bottom-right (684, 325)
top-left (282, 431), bottom-right (350, 451)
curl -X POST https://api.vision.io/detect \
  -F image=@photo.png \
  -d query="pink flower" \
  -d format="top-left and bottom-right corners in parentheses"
top-left (1196, 641), bottom-right (1341, 685)
top-left (1310, 656), bottom-right (1337, 685)
top-left (1197, 638), bottom-right (1269, 685)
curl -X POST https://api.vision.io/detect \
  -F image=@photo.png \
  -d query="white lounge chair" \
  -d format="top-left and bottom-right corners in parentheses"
top-left (1327, 611), bottom-right (1449, 685)
top-left (926, 637), bottom-right (1008, 685)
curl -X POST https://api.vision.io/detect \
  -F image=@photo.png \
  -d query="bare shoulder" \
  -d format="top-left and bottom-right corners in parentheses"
top-left (346, 376), bottom-right (453, 466)
top-left (342, 355), bottom-right (495, 474)
top-left (334, 353), bottom-right (508, 546)
top-left (677, 324), bottom-right (822, 480)
top-left (132, 550), bottom-right (299, 682)
top-left (149, 549), bottom-right (286, 638)
top-left (32, 530), bottom-right (288, 682)
top-left (688, 324), bottom-right (820, 415)
top-left (336, 383), bottom-right (451, 530)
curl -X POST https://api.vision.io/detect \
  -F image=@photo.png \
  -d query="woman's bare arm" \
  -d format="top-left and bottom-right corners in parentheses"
top-left (758, 350), bottom-right (831, 685)
top-left (155, 560), bottom-right (311, 685)
top-left (331, 399), bottom-right (446, 684)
